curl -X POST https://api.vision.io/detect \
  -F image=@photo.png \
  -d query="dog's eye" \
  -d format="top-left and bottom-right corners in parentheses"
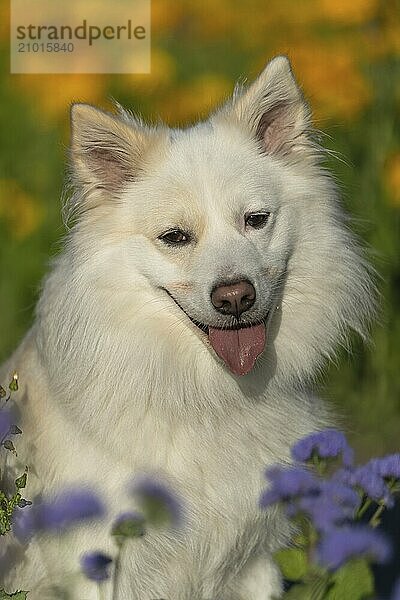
top-left (159, 229), bottom-right (190, 246)
top-left (245, 212), bottom-right (270, 229)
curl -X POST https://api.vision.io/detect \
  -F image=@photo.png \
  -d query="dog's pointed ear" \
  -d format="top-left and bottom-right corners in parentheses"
top-left (218, 56), bottom-right (313, 159)
top-left (69, 103), bottom-right (157, 191)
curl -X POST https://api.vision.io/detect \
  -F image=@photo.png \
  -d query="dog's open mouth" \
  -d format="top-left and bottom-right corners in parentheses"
top-left (162, 288), bottom-right (267, 376)
top-left (208, 323), bottom-right (266, 376)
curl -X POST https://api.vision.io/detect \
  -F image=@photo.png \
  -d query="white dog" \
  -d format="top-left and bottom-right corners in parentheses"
top-left (1, 56), bottom-right (375, 599)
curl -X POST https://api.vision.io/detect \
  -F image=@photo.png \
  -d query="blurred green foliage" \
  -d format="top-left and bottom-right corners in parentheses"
top-left (0, 0), bottom-right (399, 459)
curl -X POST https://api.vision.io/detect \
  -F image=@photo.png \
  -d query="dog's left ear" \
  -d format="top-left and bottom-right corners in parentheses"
top-left (218, 56), bottom-right (313, 159)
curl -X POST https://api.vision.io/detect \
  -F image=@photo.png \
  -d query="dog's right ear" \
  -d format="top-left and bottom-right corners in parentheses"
top-left (69, 103), bottom-right (158, 193)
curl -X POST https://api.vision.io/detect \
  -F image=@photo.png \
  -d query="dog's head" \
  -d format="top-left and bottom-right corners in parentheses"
top-left (66, 56), bottom-right (375, 381)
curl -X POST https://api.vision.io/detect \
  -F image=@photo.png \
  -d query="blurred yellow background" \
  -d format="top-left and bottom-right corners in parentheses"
top-left (0, 0), bottom-right (399, 459)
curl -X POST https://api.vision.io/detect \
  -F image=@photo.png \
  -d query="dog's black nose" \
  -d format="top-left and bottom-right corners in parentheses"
top-left (211, 280), bottom-right (256, 317)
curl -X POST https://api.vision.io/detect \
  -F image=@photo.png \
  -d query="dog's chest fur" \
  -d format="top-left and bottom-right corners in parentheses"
top-left (2, 327), bottom-right (324, 598)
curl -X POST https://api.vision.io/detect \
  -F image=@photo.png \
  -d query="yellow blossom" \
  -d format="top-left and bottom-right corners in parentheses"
top-left (266, 41), bottom-right (372, 121)
top-left (159, 73), bottom-right (233, 125)
top-left (11, 74), bottom-right (107, 121)
top-left (187, 0), bottom-right (234, 39)
top-left (124, 48), bottom-right (176, 92)
top-left (0, 0), bottom-right (9, 41)
top-left (151, 0), bottom-right (186, 34)
top-left (384, 153), bottom-right (400, 207)
top-left (0, 180), bottom-right (43, 240)
top-left (320, 0), bottom-right (379, 24)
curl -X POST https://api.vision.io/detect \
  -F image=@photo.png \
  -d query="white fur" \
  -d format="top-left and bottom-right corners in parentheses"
top-left (1, 56), bottom-right (375, 599)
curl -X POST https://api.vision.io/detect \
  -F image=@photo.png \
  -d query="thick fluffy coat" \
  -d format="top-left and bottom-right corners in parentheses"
top-left (1, 56), bottom-right (375, 599)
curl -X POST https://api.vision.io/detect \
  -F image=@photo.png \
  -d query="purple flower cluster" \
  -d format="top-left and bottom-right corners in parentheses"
top-left (260, 466), bottom-right (319, 507)
top-left (79, 478), bottom-right (185, 584)
top-left (316, 525), bottom-right (390, 570)
top-left (261, 463), bottom-right (361, 534)
top-left (260, 429), bottom-right (398, 572)
top-left (285, 480), bottom-right (360, 533)
top-left (291, 429), bottom-right (354, 467)
top-left (335, 453), bottom-right (400, 508)
top-left (13, 487), bottom-right (105, 542)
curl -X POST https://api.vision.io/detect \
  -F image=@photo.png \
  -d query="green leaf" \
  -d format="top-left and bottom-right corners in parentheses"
top-left (3, 440), bottom-right (16, 454)
top-left (275, 547), bottom-right (308, 581)
top-left (281, 583), bottom-right (316, 600)
top-left (17, 499), bottom-right (32, 509)
top-left (8, 374), bottom-right (18, 392)
top-left (10, 426), bottom-right (22, 435)
top-left (15, 472), bottom-right (27, 489)
top-left (326, 559), bottom-right (374, 600)
top-left (0, 591), bottom-right (29, 599)
top-left (281, 576), bottom-right (332, 600)
top-left (292, 531), bottom-right (309, 547)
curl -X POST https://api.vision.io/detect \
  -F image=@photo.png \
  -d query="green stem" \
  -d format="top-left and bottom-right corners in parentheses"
top-left (369, 502), bottom-right (386, 528)
top-left (312, 454), bottom-right (326, 477)
top-left (111, 544), bottom-right (124, 600)
top-left (302, 517), bottom-right (319, 572)
top-left (356, 497), bottom-right (372, 519)
top-left (369, 478), bottom-right (397, 527)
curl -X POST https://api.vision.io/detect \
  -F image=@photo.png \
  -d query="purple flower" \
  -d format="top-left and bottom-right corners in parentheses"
top-left (287, 495), bottom-right (345, 532)
top-left (320, 480), bottom-right (361, 511)
top-left (353, 466), bottom-right (391, 504)
top-left (291, 429), bottom-right (354, 467)
top-left (13, 487), bottom-right (105, 541)
top-left (335, 460), bottom-right (397, 507)
top-left (130, 475), bottom-right (183, 527)
top-left (80, 551), bottom-right (113, 582)
top-left (343, 454), bottom-right (400, 507)
top-left (316, 525), bottom-right (391, 571)
top-left (0, 409), bottom-right (12, 440)
top-left (286, 480), bottom-right (360, 532)
top-left (364, 455), bottom-right (400, 481)
top-left (260, 466), bottom-right (319, 508)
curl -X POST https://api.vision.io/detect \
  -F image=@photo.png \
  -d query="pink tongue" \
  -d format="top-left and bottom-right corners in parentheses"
top-left (208, 324), bottom-right (266, 376)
